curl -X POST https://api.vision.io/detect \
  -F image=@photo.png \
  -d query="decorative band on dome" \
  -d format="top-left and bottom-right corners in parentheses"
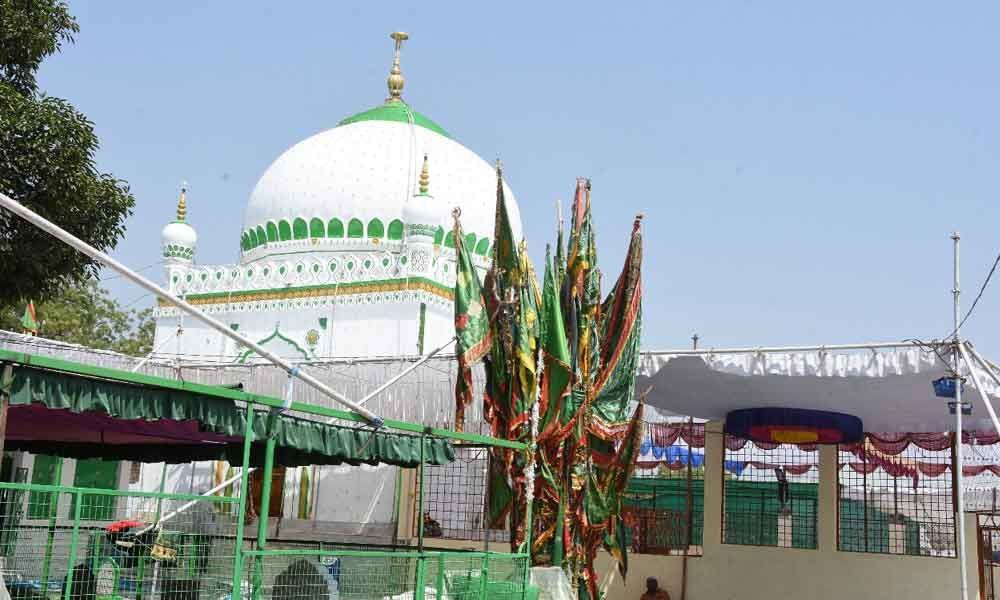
top-left (238, 215), bottom-right (492, 257)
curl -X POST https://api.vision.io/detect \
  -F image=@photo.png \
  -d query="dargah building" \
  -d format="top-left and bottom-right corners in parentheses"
top-left (2, 31), bottom-right (998, 600)
top-left (156, 32), bottom-right (522, 362)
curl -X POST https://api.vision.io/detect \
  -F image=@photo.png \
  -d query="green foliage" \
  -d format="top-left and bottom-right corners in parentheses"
top-left (0, 0), bottom-right (78, 95)
top-left (0, 0), bottom-right (135, 310)
top-left (0, 280), bottom-right (154, 356)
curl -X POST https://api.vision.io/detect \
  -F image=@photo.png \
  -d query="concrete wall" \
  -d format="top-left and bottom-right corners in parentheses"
top-left (597, 422), bottom-right (981, 600)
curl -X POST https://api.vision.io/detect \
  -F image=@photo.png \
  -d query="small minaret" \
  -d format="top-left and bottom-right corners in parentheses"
top-left (161, 183), bottom-right (198, 287)
top-left (386, 31), bottom-right (409, 103)
top-left (402, 155), bottom-right (443, 275)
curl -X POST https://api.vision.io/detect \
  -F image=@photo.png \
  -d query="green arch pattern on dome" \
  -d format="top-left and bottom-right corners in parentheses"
top-left (278, 220), bottom-right (292, 241)
top-left (238, 215), bottom-right (495, 257)
top-left (387, 219), bottom-right (404, 241)
top-left (328, 218), bottom-right (344, 238)
top-left (309, 218), bottom-right (324, 238)
top-left (337, 102), bottom-right (450, 138)
top-left (347, 219), bottom-right (364, 238)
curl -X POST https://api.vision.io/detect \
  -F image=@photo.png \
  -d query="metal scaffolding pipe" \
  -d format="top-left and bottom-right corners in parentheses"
top-left (643, 340), bottom-right (949, 356)
top-left (958, 342), bottom-right (1000, 441)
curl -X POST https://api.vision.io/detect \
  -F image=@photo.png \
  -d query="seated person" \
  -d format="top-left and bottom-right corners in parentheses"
top-left (641, 577), bottom-right (670, 600)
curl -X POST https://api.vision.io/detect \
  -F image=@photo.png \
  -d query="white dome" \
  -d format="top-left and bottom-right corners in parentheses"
top-left (161, 221), bottom-right (197, 262)
top-left (241, 105), bottom-right (522, 262)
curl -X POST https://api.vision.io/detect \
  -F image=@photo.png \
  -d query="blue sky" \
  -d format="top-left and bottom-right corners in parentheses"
top-left (37, 2), bottom-right (1000, 353)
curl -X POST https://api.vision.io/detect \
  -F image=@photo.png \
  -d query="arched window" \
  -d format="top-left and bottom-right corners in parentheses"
top-left (293, 218), bottom-right (308, 240)
top-left (347, 218), bottom-right (364, 238)
top-left (433, 226), bottom-right (445, 246)
top-left (256, 225), bottom-right (267, 247)
top-left (367, 218), bottom-right (384, 238)
top-left (309, 218), bottom-right (325, 238)
top-left (387, 219), bottom-right (404, 240)
top-left (246, 230), bottom-right (256, 249)
top-left (444, 231), bottom-right (456, 248)
top-left (474, 237), bottom-right (490, 255)
top-left (465, 233), bottom-right (476, 250)
top-left (328, 218), bottom-right (344, 238)
top-left (278, 220), bottom-right (292, 241)
top-left (266, 221), bottom-right (279, 242)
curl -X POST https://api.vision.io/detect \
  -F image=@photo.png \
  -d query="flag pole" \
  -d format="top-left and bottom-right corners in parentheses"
top-left (951, 232), bottom-right (969, 600)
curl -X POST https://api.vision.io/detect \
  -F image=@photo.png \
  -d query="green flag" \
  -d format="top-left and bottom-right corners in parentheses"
top-left (492, 163), bottom-right (519, 276)
top-left (20, 301), bottom-right (38, 335)
top-left (591, 216), bottom-right (644, 426)
top-left (538, 247), bottom-right (572, 439)
top-left (453, 218), bottom-right (492, 433)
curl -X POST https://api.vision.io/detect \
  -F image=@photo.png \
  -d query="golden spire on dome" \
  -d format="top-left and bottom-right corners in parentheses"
top-left (419, 154), bottom-right (430, 194)
top-left (176, 181), bottom-right (188, 222)
top-left (386, 31), bottom-right (409, 102)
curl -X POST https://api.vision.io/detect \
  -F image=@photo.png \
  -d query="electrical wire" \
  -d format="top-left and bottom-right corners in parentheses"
top-left (100, 261), bottom-right (163, 281)
top-left (945, 252), bottom-right (1000, 341)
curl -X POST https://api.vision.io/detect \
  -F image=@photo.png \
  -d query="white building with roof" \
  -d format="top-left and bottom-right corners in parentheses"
top-left (156, 32), bottom-right (522, 361)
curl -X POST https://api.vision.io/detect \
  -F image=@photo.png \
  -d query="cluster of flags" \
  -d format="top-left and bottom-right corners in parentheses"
top-left (453, 166), bottom-right (645, 598)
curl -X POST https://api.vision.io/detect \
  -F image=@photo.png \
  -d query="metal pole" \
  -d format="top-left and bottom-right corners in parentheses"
top-left (863, 450), bottom-right (869, 552)
top-left (0, 192), bottom-right (383, 426)
top-left (253, 412), bottom-right (278, 600)
top-left (681, 417), bottom-right (694, 600)
top-left (231, 403), bottom-right (255, 600)
top-left (157, 467), bottom-right (251, 527)
top-left (39, 458), bottom-right (62, 591)
top-left (62, 490), bottom-right (83, 600)
top-left (643, 340), bottom-right (948, 357)
top-left (147, 463), bottom-right (169, 600)
top-left (391, 466), bottom-right (404, 547)
top-left (356, 337), bottom-right (456, 406)
top-left (130, 326), bottom-right (181, 372)
top-left (417, 434), bottom-right (426, 552)
top-left (953, 232), bottom-right (970, 600)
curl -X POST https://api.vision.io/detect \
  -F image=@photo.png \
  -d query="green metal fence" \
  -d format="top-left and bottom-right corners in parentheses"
top-left (243, 549), bottom-right (529, 600)
top-left (0, 481), bottom-right (240, 600)
top-left (0, 481), bottom-right (531, 600)
top-left (0, 349), bottom-right (534, 599)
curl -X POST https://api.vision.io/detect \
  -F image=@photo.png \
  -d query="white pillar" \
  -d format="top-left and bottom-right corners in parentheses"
top-left (703, 421), bottom-right (724, 549)
top-left (818, 444), bottom-right (839, 553)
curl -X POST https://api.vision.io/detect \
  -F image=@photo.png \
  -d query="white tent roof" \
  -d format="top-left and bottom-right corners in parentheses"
top-left (637, 342), bottom-right (1000, 433)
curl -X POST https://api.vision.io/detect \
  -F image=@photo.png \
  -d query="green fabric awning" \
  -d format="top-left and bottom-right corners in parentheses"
top-left (2, 365), bottom-right (453, 468)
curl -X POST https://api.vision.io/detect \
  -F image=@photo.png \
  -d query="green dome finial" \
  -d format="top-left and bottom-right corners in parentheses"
top-left (419, 154), bottom-right (430, 195)
top-left (176, 181), bottom-right (188, 222)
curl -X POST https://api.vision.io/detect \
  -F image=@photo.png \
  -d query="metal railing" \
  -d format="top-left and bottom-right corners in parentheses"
top-left (0, 480), bottom-right (531, 600)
